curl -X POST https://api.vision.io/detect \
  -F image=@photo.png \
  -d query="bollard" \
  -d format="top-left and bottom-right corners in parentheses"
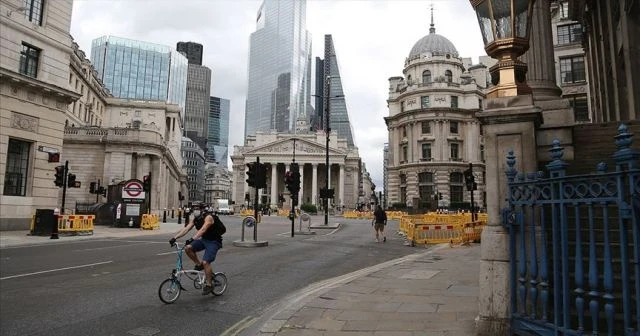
top-left (163, 209), bottom-right (167, 223)
top-left (177, 209), bottom-right (182, 225)
top-left (171, 208), bottom-right (175, 219)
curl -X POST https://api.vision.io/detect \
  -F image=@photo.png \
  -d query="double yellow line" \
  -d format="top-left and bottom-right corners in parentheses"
top-left (219, 316), bottom-right (258, 336)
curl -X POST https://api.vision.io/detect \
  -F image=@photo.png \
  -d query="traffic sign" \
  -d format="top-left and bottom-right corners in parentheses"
top-left (122, 180), bottom-right (145, 199)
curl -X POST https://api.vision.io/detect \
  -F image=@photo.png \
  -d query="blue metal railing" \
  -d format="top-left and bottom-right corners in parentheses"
top-left (506, 124), bottom-right (640, 336)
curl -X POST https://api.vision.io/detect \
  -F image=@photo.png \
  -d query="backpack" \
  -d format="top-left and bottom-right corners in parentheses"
top-left (213, 215), bottom-right (226, 236)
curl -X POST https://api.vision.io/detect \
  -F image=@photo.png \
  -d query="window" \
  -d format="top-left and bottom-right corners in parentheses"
top-left (421, 121), bottom-right (431, 134)
top-left (421, 96), bottom-right (430, 109)
top-left (557, 23), bottom-right (582, 44)
top-left (421, 143), bottom-right (432, 160)
top-left (402, 126), bottom-right (407, 138)
top-left (400, 101), bottom-right (405, 113)
top-left (451, 143), bottom-right (460, 160)
top-left (24, 0), bottom-right (44, 25)
top-left (568, 94), bottom-right (589, 122)
top-left (19, 43), bottom-right (40, 78)
top-left (445, 70), bottom-right (453, 83)
top-left (559, 1), bottom-right (569, 19)
top-left (3, 139), bottom-right (31, 196)
top-left (560, 56), bottom-right (586, 83)
top-left (402, 145), bottom-right (408, 163)
top-left (450, 121), bottom-right (459, 134)
top-left (451, 96), bottom-right (459, 108)
top-left (418, 172), bottom-right (433, 183)
top-left (422, 70), bottom-right (431, 83)
top-left (400, 187), bottom-right (407, 204)
top-left (450, 172), bottom-right (464, 203)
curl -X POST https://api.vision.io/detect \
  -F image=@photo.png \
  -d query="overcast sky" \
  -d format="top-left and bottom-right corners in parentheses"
top-left (70, 0), bottom-right (487, 191)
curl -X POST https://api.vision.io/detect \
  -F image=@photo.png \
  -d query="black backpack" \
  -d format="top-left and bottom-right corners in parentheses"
top-left (213, 215), bottom-right (226, 236)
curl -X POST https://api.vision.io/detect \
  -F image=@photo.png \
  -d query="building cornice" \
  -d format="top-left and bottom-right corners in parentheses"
top-left (2, 15), bottom-right (73, 53)
top-left (0, 67), bottom-right (80, 103)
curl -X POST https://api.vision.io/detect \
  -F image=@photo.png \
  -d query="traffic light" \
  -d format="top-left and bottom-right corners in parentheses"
top-left (67, 173), bottom-right (77, 188)
top-left (464, 168), bottom-right (475, 191)
top-left (255, 163), bottom-right (267, 189)
top-left (48, 152), bottom-right (60, 163)
top-left (143, 175), bottom-right (151, 192)
top-left (246, 163), bottom-right (256, 187)
top-left (284, 171), bottom-right (293, 193)
top-left (286, 163), bottom-right (301, 195)
top-left (98, 186), bottom-right (107, 197)
top-left (89, 181), bottom-right (97, 194)
top-left (54, 165), bottom-right (65, 187)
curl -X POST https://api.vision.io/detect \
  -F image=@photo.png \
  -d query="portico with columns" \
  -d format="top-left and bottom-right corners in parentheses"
top-left (231, 130), bottom-right (362, 211)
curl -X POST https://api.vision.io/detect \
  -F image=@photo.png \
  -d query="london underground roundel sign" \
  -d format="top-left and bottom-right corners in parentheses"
top-left (123, 181), bottom-right (145, 199)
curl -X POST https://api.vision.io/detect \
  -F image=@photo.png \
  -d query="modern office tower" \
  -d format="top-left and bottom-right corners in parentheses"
top-left (312, 57), bottom-right (325, 131)
top-left (207, 96), bottom-right (230, 164)
top-left (244, 0), bottom-right (312, 138)
top-left (90, 36), bottom-right (188, 112)
top-left (314, 34), bottom-right (355, 147)
top-left (176, 41), bottom-right (203, 66)
top-left (183, 62), bottom-right (212, 151)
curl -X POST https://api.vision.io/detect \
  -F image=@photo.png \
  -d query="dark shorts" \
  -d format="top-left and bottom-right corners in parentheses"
top-left (374, 222), bottom-right (385, 231)
top-left (189, 239), bottom-right (222, 264)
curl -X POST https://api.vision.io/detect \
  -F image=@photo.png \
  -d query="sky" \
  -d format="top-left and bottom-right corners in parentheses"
top-left (69, 0), bottom-right (487, 191)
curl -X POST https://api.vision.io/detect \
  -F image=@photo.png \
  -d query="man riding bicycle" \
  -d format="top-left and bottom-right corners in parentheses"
top-left (169, 202), bottom-right (225, 295)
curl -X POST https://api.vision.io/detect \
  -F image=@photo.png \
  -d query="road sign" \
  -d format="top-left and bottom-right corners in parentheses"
top-left (122, 180), bottom-right (145, 199)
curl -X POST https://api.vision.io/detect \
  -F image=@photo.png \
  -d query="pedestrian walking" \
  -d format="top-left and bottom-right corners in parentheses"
top-left (372, 205), bottom-right (387, 243)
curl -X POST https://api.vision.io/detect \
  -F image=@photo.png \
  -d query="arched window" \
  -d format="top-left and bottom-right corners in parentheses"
top-left (422, 70), bottom-right (431, 84)
top-left (445, 70), bottom-right (453, 83)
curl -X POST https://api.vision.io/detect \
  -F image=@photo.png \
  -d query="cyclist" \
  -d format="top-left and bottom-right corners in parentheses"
top-left (169, 202), bottom-right (225, 294)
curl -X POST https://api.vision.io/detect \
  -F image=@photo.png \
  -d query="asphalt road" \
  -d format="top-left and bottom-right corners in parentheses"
top-left (0, 216), bottom-right (414, 336)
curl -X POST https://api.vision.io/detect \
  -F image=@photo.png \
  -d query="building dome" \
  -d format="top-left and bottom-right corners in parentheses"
top-left (409, 32), bottom-right (459, 58)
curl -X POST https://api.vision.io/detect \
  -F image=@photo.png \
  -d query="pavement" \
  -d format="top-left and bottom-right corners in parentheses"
top-left (1, 216), bottom-right (481, 336)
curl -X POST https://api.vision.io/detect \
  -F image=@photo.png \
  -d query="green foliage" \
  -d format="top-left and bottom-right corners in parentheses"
top-left (300, 203), bottom-right (317, 214)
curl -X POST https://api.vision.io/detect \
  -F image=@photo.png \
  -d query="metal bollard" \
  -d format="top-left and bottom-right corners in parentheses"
top-left (163, 209), bottom-right (167, 223)
top-left (177, 209), bottom-right (182, 225)
top-left (171, 208), bottom-right (175, 219)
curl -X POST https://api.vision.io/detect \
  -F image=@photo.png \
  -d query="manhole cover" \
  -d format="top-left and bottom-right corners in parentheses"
top-left (127, 327), bottom-right (161, 336)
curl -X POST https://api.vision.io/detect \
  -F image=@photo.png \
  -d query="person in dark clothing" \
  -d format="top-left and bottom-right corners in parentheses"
top-left (372, 205), bottom-right (387, 243)
top-left (169, 203), bottom-right (226, 295)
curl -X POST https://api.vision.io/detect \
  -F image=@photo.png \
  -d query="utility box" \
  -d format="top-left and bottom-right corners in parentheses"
top-left (31, 209), bottom-right (56, 236)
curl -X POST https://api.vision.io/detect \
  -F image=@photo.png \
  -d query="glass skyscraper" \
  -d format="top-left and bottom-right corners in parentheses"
top-left (208, 96), bottom-right (230, 165)
top-left (315, 34), bottom-right (356, 147)
top-left (91, 36), bottom-right (188, 112)
top-left (244, 0), bottom-right (312, 139)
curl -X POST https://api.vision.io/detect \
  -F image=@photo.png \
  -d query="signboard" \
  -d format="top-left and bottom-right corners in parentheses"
top-left (122, 180), bottom-right (145, 200)
top-left (126, 204), bottom-right (140, 216)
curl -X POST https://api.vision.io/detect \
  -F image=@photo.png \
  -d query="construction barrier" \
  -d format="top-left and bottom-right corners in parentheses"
top-left (56, 214), bottom-right (95, 234)
top-left (343, 211), bottom-right (408, 220)
top-left (141, 213), bottom-right (160, 230)
top-left (397, 212), bottom-right (488, 246)
top-left (240, 210), bottom-right (262, 223)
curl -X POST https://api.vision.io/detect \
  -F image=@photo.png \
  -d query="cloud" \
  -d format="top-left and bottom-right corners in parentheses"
top-left (70, 0), bottom-right (486, 191)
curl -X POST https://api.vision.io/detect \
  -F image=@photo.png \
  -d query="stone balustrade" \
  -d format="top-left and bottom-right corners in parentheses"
top-left (63, 127), bottom-right (165, 147)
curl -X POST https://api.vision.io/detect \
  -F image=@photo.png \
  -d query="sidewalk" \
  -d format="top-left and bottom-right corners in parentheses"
top-left (249, 243), bottom-right (480, 336)
top-left (0, 220), bottom-right (181, 248)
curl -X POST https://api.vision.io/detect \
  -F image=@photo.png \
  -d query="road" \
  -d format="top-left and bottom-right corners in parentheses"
top-left (0, 216), bottom-right (414, 336)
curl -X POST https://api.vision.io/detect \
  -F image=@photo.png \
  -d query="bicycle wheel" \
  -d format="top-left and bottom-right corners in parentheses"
top-left (158, 278), bottom-right (181, 304)
top-left (212, 272), bottom-right (227, 296)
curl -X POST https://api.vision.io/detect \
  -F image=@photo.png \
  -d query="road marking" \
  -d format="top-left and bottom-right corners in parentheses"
top-left (0, 260), bottom-right (113, 280)
top-left (325, 227), bottom-right (341, 235)
top-left (156, 251), bottom-right (177, 256)
top-left (219, 316), bottom-right (257, 336)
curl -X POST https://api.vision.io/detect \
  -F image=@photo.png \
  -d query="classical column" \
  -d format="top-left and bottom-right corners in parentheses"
top-left (243, 164), bottom-right (248, 199)
top-left (339, 164), bottom-right (345, 206)
top-left (151, 155), bottom-right (160, 212)
top-left (298, 164), bottom-right (304, 206)
top-left (270, 163), bottom-right (277, 205)
top-left (519, 0), bottom-right (562, 101)
top-left (312, 164), bottom-right (318, 206)
top-left (135, 153), bottom-right (145, 180)
top-left (475, 95), bottom-right (542, 335)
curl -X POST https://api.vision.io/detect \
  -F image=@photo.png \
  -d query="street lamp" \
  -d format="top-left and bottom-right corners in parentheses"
top-left (469, 0), bottom-right (536, 98)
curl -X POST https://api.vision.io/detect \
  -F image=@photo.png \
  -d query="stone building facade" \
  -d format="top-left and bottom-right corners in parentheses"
top-left (230, 128), bottom-right (362, 211)
top-left (182, 136), bottom-right (205, 202)
top-left (0, 0), bottom-right (80, 229)
top-left (67, 41), bottom-right (111, 128)
top-left (204, 163), bottom-right (232, 205)
top-left (384, 21), bottom-right (488, 211)
top-left (61, 99), bottom-right (185, 213)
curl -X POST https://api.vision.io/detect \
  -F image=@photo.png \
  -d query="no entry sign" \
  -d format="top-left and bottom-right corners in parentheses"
top-left (122, 180), bottom-right (145, 199)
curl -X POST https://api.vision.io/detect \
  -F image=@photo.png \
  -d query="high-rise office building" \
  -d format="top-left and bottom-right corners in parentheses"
top-left (312, 56), bottom-right (325, 131)
top-left (207, 96), bottom-right (230, 165)
top-left (176, 41), bottom-right (203, 66)
top-left (183, 62), bottom-right (211, 151)
top-left (91, 36), bottom-right (188, 111)
top-left (244, 0), bottom-right (312, 139)
top-left (314, 34), bottom-right (355, 147)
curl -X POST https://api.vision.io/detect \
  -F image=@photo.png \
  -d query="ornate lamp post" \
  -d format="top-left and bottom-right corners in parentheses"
top-left (469, 0), bottom-right (536, 98)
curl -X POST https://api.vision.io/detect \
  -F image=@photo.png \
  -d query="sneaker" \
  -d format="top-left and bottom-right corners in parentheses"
top-left (202, 284), bottom-right (212, 295)
top-left (383, 237), bottom-right (386, 243)
top-left (194, 263), bottom-right (204, 271)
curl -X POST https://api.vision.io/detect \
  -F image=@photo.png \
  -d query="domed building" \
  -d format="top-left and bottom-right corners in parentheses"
top-left (384, 15), bottom-right (490, 212)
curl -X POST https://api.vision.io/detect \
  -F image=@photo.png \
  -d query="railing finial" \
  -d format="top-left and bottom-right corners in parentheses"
top-left (546, 139), bottom-right (569, 177)
top-left (613, 123), bottom-right (638, 170)
top-left (506, 149), bottom-right (517, 182)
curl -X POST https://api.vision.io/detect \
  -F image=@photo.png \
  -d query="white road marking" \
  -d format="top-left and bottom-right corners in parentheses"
top-left (72, 242), bottom-right (155, 252)
top-left (0, 260), bottom-right (113, 280)
top-left (156, 251), bottom-right (177, 256)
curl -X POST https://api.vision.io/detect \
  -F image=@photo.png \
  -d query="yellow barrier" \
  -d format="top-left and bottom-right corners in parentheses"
top-left (56, 214), bottom-right (95, 234)
top-left (141, 213), bottom-right (160, 230)
top-left (405, 221), bottom-right (486, 246)
top-left (240, 209), bottom-right (253, 217)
